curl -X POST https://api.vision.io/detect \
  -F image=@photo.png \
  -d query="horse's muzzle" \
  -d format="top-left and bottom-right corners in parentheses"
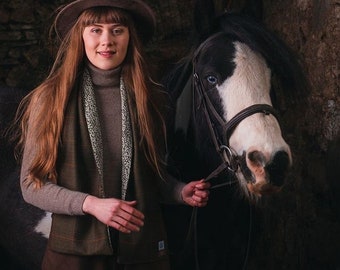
top-left (240, 150), bottom-right (291, 196)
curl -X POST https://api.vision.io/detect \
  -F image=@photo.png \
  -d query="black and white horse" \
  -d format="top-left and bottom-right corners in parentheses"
top-left (162, 1), bottom-right (306, 270)
top-left (0, 1), bottom-right (306, 269)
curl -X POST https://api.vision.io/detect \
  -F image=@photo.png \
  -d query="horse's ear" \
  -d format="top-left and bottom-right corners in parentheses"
top-left (193, 0), bottom-right (217, 41)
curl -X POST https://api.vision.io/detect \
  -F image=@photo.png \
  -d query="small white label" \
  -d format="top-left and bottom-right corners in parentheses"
top-left (158, 240), bottom-right (165, 251)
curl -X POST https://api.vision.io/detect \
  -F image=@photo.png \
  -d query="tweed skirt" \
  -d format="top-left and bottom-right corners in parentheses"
top-left (42, 246), bottom-right (171, 270)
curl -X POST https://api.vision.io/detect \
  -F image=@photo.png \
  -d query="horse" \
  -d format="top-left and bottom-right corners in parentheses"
top-left (161, 1), bottom-right (306, 269)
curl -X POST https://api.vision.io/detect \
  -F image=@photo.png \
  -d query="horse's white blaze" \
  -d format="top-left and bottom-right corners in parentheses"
top-left (217, 41), bottom-right (292, 171)
top-left (34, 211), bottom-right (51, 238)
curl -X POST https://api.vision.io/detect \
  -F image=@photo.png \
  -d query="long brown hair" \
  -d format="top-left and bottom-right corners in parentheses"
top-left (15, 7), bottom-right (165, 187)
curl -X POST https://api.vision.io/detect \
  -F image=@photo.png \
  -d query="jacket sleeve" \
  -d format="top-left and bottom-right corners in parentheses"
top-left (159, 173), bottom-right (186, 204)
top-left (20, 99), bottom-right (88, 216)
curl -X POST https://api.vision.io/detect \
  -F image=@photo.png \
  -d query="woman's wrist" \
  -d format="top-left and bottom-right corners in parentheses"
top-left (82, 195), bottom-right (96, 214)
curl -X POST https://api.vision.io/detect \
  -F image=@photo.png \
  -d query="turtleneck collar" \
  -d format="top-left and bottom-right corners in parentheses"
top-left (86, 61), bottom-right (121, 88)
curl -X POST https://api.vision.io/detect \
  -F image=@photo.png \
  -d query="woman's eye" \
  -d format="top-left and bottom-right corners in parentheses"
top-left (113, 28), bottom-right (124, 35)
top-left (206, 75), bottom-right (218, 85)
top-left (91, 28), bottom-right (101, 34)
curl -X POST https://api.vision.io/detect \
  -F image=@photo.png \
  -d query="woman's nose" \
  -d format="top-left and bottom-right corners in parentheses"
top-left (101, 31), bottom-right (114, 46)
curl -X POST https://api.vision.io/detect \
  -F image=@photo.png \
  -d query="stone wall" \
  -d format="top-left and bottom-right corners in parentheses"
top-left (0, 0), bottom-right (62, 89)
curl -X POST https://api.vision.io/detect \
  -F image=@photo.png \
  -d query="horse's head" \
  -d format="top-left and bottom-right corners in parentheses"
top-left (165, 4), bottom-right (307, 199)
top-left (192, 27), bottom-right (293, 198)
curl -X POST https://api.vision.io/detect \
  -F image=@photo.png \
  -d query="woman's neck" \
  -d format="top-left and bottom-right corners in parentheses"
top-left (86, 61), bottom-right (121, 88)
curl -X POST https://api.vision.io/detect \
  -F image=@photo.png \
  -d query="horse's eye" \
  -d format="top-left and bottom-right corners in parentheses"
top-left (206, 75), bottom-right (218, 85)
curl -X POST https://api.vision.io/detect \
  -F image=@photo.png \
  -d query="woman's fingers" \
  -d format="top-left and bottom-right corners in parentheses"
top-left (120, 201), bottom-right (145, 220)
top-left (193, 189), bottom-right (209, 200)
top-left (109, 215), bottom-right (143, 233)
top-left (108, 200), bottom-right (145, 233)
top-left (192, 181), bottom-right (210, 205)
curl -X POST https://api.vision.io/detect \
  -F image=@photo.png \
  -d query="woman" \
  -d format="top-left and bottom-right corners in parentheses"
top-left (16, 0), bottom-right (210, 269)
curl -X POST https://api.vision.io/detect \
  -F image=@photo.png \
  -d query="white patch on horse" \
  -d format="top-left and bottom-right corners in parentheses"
top-left (34, 212), bottom-right (51, 238)
top-left (217, 41), bottom-right (292, 192)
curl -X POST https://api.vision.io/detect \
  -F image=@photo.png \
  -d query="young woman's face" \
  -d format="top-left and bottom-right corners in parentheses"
top-left (83, 23), bottom-right (129, 70)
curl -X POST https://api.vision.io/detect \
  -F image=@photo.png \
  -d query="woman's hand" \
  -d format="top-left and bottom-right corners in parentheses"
top-left (82, 195), bottom-right (144, 233)
top-left (181, 179), bottom-right (210, 207)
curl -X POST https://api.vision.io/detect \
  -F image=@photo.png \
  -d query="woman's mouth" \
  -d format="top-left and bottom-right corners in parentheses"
top-left (98, 51), bottom-right (116, 57)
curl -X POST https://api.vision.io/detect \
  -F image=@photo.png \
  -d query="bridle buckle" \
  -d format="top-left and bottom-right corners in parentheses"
top-left (220, 145), bottom-right (239, 173)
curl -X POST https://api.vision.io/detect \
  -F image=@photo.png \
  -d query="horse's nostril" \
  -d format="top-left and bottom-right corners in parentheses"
top-left (266, 151), bottom-right (290, 186)
top-left (247, 150), bottom-right (266, 167)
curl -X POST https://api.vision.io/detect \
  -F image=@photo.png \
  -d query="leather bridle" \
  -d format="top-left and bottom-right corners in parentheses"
top-left (192, 33), bottom-right (281, 185)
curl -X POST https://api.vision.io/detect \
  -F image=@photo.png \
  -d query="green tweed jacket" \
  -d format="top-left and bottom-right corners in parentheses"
top-left (49, 78), bottom-right (169, 264)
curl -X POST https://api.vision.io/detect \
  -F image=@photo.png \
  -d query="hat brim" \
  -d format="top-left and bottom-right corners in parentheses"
top-left (55, 0), bottom-right (156, 42)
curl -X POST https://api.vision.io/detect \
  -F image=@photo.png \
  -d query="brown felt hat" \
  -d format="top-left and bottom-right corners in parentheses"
top-left (54, 0), bottom-right (156, 42)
